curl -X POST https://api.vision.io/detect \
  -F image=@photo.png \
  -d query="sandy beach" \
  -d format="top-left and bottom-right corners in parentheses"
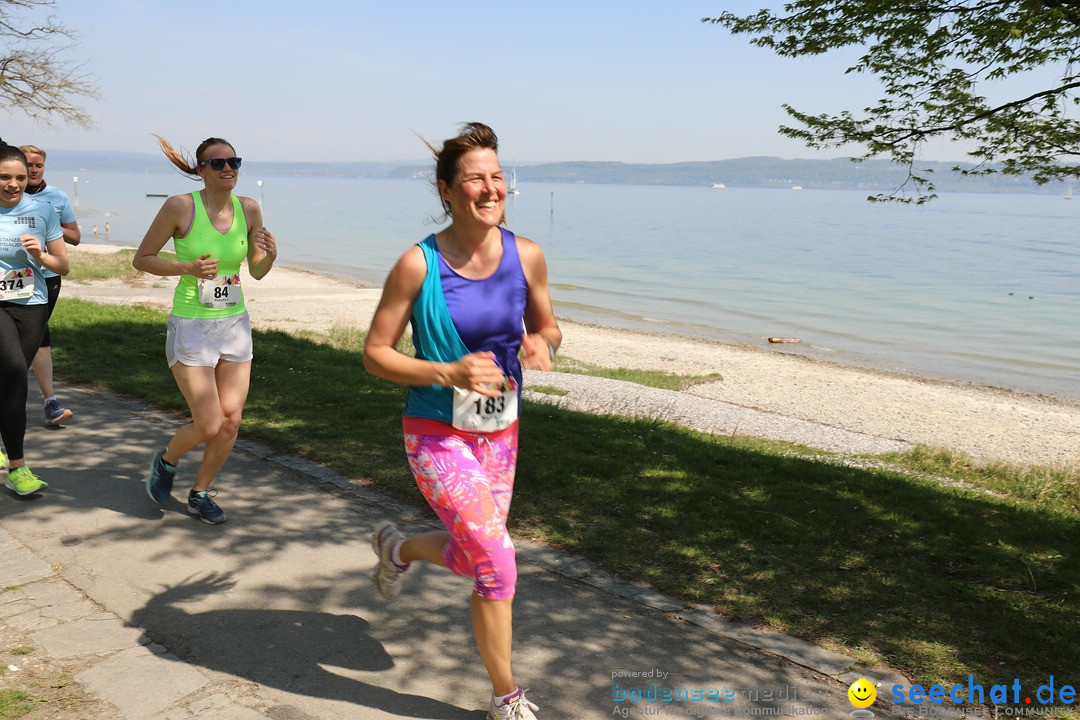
top-left (64, 242), bottom-right (1080, 468)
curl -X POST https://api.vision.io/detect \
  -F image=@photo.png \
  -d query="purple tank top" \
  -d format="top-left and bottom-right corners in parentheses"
top-left (439, 227), bottom-right (528, 386)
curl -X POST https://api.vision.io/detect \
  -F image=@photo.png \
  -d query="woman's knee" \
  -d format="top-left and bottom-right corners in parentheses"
top-left (474, 564), bottom-right (517, 601)
top-left (191, 414), bottom-right (223, 443)
top-left (219, 411), bottom-right (242, 437)
top-left (470, 537), bottom-right (517, 601)
top-left (0, 353), bottom-right (27, 377)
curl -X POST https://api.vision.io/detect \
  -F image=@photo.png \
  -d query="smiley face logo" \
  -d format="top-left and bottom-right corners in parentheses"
top-left (848, 678), bottom-right (877, 709)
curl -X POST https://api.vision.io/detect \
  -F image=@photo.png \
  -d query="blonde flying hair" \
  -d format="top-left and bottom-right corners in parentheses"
top-left (152, 134), bottom-right (235, 180)
top-left (19, 144), bottom-right (46, 159)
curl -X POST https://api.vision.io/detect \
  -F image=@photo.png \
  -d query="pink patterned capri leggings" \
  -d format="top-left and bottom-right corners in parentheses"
top-left (403, 425), bottom-right (519, 601)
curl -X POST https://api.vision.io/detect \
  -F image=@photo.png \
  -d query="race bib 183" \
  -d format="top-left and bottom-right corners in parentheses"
top-left (451, 377), bottom-right (520, 432)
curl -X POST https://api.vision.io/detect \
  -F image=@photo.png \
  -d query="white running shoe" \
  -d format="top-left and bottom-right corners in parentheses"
top-left (487, 689), bottom-right (539, 720)
top-left (371, 521), bottom-right (408, 600)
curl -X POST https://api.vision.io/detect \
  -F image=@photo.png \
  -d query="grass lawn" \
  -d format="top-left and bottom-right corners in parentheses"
top-left (45, 251), bottom-right (1080, 700)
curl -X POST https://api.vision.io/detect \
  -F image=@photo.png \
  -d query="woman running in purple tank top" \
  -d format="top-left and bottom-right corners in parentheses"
top-left (364, 123), bottom-right (561, 720)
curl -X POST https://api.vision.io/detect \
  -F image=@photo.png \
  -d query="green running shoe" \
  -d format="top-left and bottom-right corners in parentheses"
top-left (5, 466), bottom-right (47, 496)
top-left (0, 447), bottom-right (6, 468)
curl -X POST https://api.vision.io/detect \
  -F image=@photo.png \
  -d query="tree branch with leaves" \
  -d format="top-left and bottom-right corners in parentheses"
top-left (705, 1), bottom-right (1080, 202)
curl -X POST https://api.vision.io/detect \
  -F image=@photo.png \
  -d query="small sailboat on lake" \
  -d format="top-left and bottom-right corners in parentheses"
top-left (508, 164), bottom-right (520, 195)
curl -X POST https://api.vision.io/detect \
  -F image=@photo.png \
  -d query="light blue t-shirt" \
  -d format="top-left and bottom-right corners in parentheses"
top-left (25, 184), bottom-right (76, 279)
top-left (0, 196), bottom-right (63, 305)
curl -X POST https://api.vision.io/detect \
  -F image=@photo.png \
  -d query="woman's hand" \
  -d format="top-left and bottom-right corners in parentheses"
top-left (451, 352), bottom-right (506, 397)
top-left (188, 253), bottom-right (219, 279)
top-left (20, 234), bottom-right (42, 260)
top-left (520, 332), bottom-right (555, 371)
top-left (253, 227), bottom-right (277, 259)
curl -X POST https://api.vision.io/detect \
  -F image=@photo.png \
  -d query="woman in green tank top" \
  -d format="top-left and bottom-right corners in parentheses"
top-left (133, 135), bottom-right (278, 525)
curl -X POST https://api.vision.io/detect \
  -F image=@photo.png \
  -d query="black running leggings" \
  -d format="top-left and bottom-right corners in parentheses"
top-left (39, 274), bottom-right (61, 348)
top-left (0, 302), bottom-right (48, 462)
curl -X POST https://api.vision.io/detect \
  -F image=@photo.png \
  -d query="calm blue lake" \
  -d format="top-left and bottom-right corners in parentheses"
top-left (61, 169), bottom-right (1080, 399)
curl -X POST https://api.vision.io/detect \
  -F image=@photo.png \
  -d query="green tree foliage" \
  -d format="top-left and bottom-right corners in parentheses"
top-left (1, 0), bottom-right (96, 127)
top-left (704, 2), bottom-right (1080, 202)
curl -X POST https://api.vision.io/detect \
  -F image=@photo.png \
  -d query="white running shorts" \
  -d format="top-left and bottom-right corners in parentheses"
top-left (166, 312), bottom-right (253, 367)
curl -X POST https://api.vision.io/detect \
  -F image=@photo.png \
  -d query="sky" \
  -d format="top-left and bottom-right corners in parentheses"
top-left (1, 0), bottom-right (974, 164)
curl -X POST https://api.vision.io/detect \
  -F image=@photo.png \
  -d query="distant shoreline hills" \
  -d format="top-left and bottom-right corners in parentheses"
top-left (46, 150), bottom-right (1068, 195)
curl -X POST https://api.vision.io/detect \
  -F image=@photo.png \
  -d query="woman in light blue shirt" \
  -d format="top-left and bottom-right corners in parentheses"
top-left (0, 144), bottom-right (68, 496)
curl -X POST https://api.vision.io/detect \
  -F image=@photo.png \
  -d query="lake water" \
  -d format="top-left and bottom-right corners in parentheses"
top-left (60, 169), bottom-right (1080, 399)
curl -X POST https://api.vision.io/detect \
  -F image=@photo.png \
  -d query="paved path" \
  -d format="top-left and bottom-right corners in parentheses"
top-left (1, 382), bottom-right (910, 719)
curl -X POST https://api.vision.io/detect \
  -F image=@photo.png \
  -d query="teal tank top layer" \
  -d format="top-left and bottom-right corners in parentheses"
top-left (404, 236), bottom-right (473, 423)
top-left (171, 192), bottom-right (249, 319)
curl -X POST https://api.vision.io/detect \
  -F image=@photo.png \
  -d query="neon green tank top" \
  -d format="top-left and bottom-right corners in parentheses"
top-left (171, 192), bottom-right (249, 319)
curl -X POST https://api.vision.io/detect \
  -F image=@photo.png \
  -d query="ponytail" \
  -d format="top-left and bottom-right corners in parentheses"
top-left (152, 134), bottom-right (235, 180)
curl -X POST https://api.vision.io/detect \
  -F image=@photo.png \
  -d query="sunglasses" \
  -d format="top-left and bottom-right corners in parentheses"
top-left (201, 157), bottom-right (242, 171)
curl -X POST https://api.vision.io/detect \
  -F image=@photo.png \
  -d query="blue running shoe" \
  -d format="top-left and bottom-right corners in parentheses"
top-left (188, 489), bottom-right (226, 525)
top-left (146, 447), bottom-right (175, 504)
top-left (44, 397), bottom-right (73, 425)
